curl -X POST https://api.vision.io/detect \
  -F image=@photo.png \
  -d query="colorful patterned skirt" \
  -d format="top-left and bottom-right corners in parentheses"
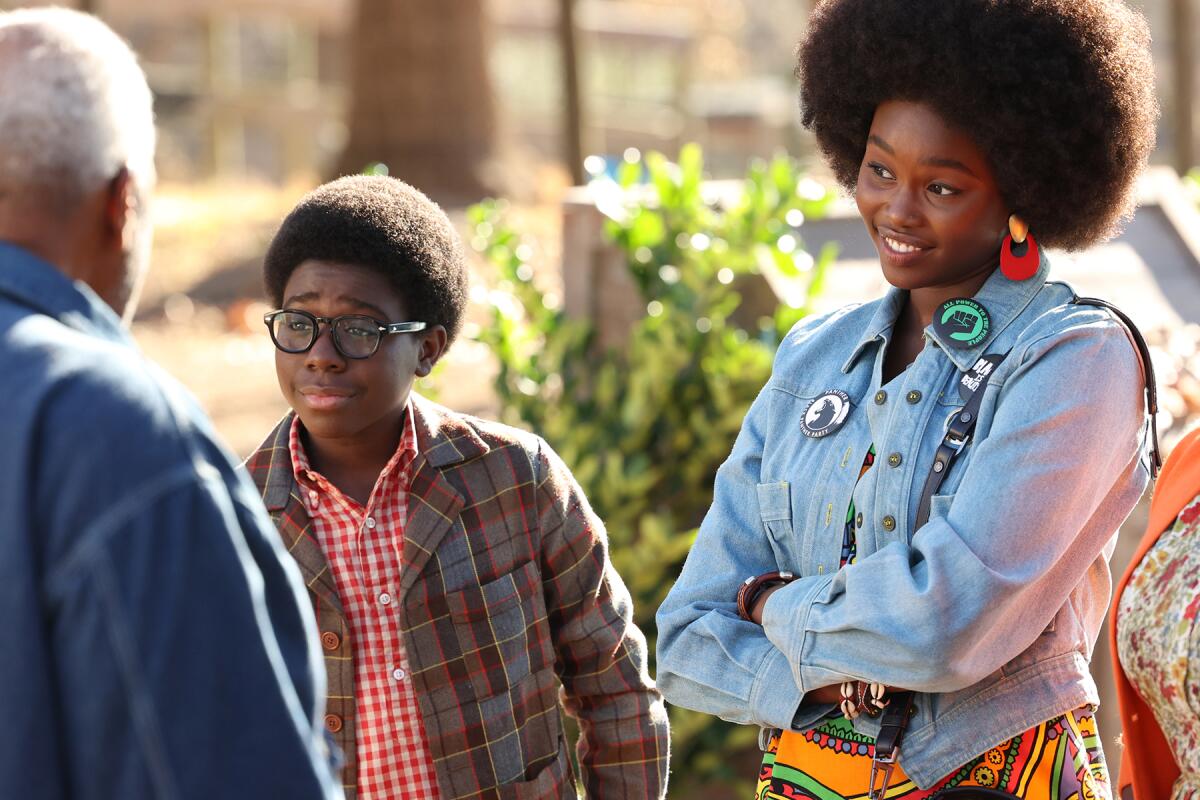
top-left (755, 709), bottom-right (1111, 800)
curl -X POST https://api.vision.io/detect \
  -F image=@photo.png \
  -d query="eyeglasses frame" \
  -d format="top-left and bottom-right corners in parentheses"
top-left (263, 308), bottom-right (428, 360)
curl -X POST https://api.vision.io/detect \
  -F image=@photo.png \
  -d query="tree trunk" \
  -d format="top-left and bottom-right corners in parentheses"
top-left (559, 0), bottom-right (585, 186)
top-left (336, 1), bottom-right (499, 204)
top-left (1172, 0), bottom-right (1194, 173)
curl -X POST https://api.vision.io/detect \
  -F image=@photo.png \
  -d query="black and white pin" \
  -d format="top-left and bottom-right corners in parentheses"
top-left (801, 390), bottom-right (852, 439)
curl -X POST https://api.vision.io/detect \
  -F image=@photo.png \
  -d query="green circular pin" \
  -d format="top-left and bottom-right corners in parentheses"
top-left (933, 298), bottom-right (991, 349)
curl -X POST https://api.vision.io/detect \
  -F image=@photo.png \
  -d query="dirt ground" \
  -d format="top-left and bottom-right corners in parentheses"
top-left (130, 180), bottom-right (529, 457)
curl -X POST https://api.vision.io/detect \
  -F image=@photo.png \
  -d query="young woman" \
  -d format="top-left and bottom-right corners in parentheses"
top-left (656, 1), bottom-right (1159, 797)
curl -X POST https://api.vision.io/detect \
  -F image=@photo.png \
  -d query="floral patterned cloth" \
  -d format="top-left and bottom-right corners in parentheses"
top-left (1116, 494), bottom-right (1200, 800)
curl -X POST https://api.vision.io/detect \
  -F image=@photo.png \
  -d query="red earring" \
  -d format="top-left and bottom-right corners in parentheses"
top-left (1000, 215), bottom-right (1038, 281)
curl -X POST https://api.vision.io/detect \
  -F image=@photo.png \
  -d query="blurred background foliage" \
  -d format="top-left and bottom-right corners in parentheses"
top-left (471, 144), bottom-right (836, 787)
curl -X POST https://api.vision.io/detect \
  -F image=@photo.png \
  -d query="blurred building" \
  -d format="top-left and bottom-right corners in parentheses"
top-left (1, 0), bottom-right (1193, 183)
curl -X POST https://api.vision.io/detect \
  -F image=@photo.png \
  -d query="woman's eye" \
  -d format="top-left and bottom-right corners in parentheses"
top-left (928, 183), bottom-right (959, 197)
top-left (867, 162), bottom-right (894, 180)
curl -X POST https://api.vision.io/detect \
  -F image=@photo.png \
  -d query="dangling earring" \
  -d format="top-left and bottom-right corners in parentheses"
top-left (1000, 214), bottom-right (1039, 281)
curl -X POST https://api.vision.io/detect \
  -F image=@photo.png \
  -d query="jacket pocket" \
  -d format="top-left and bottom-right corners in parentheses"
top-left (495, 735), bottom-right (573, 799)
top-left (757, 481), bottom-right (797, 568)
top-left (447, 559), bottom-right (554, 699)
top-left (478, 667), bottom-right (565, 792)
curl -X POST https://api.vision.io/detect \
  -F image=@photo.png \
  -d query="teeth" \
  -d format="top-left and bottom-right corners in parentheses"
top-left (884, 236), bottom-right (920, 254)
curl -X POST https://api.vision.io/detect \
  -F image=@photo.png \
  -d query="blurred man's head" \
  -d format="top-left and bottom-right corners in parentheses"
top-left (0, 8), bottom-right (155, 323)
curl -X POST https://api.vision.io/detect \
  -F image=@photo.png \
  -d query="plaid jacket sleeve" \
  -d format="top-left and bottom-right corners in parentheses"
top-left (533, 438), bottom-right (671, 798)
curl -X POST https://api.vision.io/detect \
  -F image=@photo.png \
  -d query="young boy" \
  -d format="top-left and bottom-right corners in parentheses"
top-left (246, 176), bottom-right (670, 799)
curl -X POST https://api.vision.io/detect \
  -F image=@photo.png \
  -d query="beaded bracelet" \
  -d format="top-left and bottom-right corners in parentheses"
top-left (735, 571), bottom-right (796, 621)
top-left (838, 680), bottom-right (889, 720)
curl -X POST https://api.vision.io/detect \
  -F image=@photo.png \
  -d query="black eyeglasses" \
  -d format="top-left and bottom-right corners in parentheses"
top-left (263, 309), bottom-right (427, 360)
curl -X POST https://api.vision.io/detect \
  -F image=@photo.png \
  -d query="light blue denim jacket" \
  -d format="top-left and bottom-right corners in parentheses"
top-left (656, 256), bottom-right (1150, 787)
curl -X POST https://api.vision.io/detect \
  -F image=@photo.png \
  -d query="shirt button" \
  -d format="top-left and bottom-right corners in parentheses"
top-left (324, 714), bottom-right (343, 733)
top-left (378, 592), bottom-right (392, 606)
top-left (882, 515), bottom-right (897, 532)
top-left (874, 390), bottom-right (887, 405)
top-left (365, 517), bottom-right (377, 529)
top-left (906, 390), bottom-right (922, 404)
top-left (888, 453), bottom-right (903, 468)
top-left (321, 631), bottom-right (341, 651)
top-left (855, 512), bottom-right (864, 529)
top-left (392, 667), bottom-right (407, 682)
top-left (308, 490), bottom-right (318, 503)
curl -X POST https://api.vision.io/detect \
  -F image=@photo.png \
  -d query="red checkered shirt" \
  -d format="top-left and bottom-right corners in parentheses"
top-left (288, 407), bottom-right (440, 799)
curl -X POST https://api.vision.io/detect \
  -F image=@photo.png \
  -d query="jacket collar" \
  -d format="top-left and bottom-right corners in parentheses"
top-left (410, 393), bottom-right (491, 469)
top-left (0, 241), bottom-right (130, 346)
top-left (840, 252), bottom-right (1051, 374)
top-left (250, 393), bottom-right (491, 514)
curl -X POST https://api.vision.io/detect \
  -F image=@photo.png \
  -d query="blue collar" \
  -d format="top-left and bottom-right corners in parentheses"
top-left (840, 252), bottom-right (1052, 374)
top-left (0, 241), bottom-right (129, 346)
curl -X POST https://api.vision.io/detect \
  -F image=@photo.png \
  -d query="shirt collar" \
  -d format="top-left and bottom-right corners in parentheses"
top-left (288, 402), bottom-right (420, 509)
top-left (840, 251), bottom-right (1051, 374)
top-left (0, 241), bottom-right (130, 346)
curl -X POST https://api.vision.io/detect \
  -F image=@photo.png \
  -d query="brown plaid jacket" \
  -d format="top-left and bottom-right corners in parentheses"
top-left (244, 395), bottom-right (670, 799)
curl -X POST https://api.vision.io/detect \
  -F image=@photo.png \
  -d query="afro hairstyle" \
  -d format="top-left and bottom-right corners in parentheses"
top-left (796, 0), bottom-right (1158, 251)
top-left (263, 175), bottom-right (469, 343)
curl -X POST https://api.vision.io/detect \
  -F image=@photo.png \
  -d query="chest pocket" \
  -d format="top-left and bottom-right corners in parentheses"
top-left (757, 481), bottom-right (798, 570)
top-left (446, 559), bottom-right (554, 700)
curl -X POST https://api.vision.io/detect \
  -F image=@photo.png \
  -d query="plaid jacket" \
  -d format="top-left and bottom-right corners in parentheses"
top-left (245, 395), bottom-right (670, 799)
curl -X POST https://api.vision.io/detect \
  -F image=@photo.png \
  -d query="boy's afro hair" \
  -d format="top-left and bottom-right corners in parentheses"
top-left (797, 0), bottom-right (1158, 250)
top-left (264, 175), bottom-right (468, 343)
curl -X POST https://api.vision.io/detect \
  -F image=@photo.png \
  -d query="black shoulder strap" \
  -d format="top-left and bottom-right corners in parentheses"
top-left (914, 353), bottom-right (1007, 528)
top-left (1071, 296), bottom-right (1162, 478)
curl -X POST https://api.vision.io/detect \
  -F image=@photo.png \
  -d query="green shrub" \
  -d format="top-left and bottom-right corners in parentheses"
top-left (469, 144), bottom-right (837, 790)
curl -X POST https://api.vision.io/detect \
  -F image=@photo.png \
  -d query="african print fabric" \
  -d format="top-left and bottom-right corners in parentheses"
top-left (756, 709), bottom-right (1110, 800)
top-left (841, 447), bottom-right (875, 567)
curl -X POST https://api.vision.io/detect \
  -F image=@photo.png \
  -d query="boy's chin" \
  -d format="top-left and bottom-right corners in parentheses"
top-left (293, 408), bottom-right (357, 440)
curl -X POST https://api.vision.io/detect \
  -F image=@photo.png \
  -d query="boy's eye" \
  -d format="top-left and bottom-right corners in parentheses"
top-left (339, 318), bottom-right (377, 338)
top-left (287, 319), bottom-right (314, 333)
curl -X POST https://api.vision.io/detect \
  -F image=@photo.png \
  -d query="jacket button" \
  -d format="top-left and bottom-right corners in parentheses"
top-left (906, 390), bottom-right (922, 404)
top-left (874, 390), bottom-right (887, 405)
top-left (882, 515), bottom-right (897, 532)
top-left (855, 512), bottom-right (863, 529)
top-left (888, 453), bottom-right (902, 468)
top-left (324, 714), bottom-right (343, 733)
top-left (321, 631), bottom-right (341, 651)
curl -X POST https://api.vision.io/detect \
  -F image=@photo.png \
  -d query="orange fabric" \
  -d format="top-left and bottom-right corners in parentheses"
top-left (1110, 428), bottom-right (1200, 799)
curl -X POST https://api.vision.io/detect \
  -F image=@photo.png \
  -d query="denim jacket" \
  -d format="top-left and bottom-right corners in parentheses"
top-left (656, 256), bottom-right (1150, 787)
top-left (0, 244), bottom-right (340, 799)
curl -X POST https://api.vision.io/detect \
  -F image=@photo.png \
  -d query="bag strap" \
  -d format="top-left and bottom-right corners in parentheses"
top-left (1070, 295), bottom-right (1162, 477)
top-left (914, 353), bottom-right (1008, 528)
top-left (868, 689), bottom-right (914, 798)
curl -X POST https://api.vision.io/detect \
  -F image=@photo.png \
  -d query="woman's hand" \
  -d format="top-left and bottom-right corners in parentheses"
top-left (804, 685), bottom-right (845, 705)
top-left (750, 583), bottom-right (786, 624)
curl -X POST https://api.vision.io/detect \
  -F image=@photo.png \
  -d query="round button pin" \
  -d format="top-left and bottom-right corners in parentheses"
top-left (933, 298), bottom-right (991, 349)
top-left (801, 390), bottom-right (852, 439)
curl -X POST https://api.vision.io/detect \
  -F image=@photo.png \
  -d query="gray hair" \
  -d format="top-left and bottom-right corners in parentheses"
top-left (0, 7), bottom-right (155, 207)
